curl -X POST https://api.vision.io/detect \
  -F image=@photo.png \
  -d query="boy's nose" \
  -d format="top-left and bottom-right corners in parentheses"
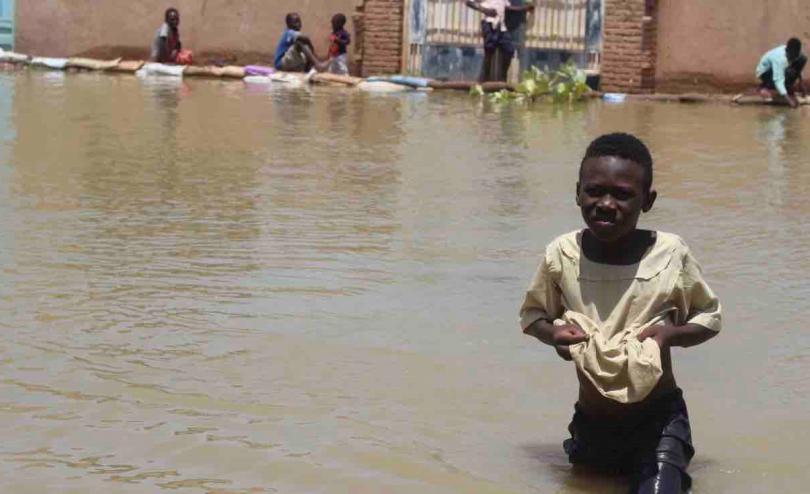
top-left (597, 195), bottom-right (616, 210)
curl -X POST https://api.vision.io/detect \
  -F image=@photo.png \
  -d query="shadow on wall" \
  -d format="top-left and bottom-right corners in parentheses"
top-left (421, 45), bottom-right (588, 81)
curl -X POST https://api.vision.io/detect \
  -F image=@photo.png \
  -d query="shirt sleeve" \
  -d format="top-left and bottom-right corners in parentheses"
top-left (519, 248), bottom-right (564, 330)
top-left (773, 56), bottom-right (789, 96)
top-left (674, 247), bottom-right (722, 332)
top-left (159, 23), bottom-right (170, 38)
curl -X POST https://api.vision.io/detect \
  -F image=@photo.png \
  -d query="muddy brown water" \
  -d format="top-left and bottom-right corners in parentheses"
top-left (0, 71), bottom-right (808, 493)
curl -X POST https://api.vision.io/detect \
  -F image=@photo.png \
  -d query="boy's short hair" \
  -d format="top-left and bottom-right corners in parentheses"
top-left (285, 13), bottom-right (299, 28)
top-left (332, 13), bottom-right (347, 28)
top-left (165, 7), bottom-right (179, 22)
top-left (787, 37), bottom-right (802, 57)
top-left (580, 133), bottom-right (653, 191)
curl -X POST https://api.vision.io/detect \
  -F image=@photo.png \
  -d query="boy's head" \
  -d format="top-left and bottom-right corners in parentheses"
top-left (332, 13), bottom-right (347, 31)
top-left (165, 7), bottom-right (180, 28)
top-left (787, 37), bottom-right (802, 62)
top-left (286, 13), bottom-right (302, 31)
top-left (576, 133), bottom-right (657, 243)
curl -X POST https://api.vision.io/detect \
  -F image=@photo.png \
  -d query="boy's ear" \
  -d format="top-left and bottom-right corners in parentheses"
top-left (642, 188), bottom-right (657, 212)
top-left (575, 182), bottom-right (582, 206)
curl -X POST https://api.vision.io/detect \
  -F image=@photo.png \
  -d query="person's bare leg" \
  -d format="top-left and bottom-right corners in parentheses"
top-left (732, 87), bottom-right (774, 103)
top-left (298, 42), bottom-right (330, 72)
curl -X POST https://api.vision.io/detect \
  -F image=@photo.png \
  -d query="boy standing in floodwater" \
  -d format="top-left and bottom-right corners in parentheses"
top-left (520, 133), bottom-right (721, 493)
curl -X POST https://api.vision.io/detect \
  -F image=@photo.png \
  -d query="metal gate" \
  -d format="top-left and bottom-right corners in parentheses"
top-left (404, 0), bottom-right (601, 77)
top-left (0, 0), bottom-right (14, 51)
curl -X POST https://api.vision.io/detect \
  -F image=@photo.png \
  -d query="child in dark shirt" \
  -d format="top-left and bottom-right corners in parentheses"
top-left (328, 14), bottom-right (351, 75)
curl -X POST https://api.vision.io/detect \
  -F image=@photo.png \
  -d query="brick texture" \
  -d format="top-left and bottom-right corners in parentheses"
top-left (601, 0), bottom-right (658, 93)
top-left (354, 0), bottom-right (405, 76)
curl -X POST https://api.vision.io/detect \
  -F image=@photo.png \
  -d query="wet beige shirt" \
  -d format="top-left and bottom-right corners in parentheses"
top-left (520, 231), bottom-right (721, 403)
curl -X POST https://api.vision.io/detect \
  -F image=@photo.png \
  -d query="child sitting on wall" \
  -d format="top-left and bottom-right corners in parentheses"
top-left (520, 133), bottom-right (721, 494)
top-left (274, 13), bottom-right (330, 73)
top-left (151, 8), bottom-right (193, 65)
top-left (328, 14), bottom-right (351, 75)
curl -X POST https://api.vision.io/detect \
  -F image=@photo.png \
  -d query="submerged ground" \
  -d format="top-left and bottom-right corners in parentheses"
top-left (0, 71), bottom-right (808, 493)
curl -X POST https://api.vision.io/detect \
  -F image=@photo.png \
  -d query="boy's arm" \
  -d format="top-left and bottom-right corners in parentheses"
top-left (525, 318), bottom-right (588, 361)
top-left (466, 0), bottom-right (498, 17)
top-left (638, 322), bottom-right (717, 349)
top-left (639, 245), bottom-right (721, 349)
top-left (520, 248), bottom-right (586, 361)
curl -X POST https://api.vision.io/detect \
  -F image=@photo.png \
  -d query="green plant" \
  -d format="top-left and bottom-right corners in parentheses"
top-left (470, 61), bottom-right (590, 104)
top-left (550, 61), bottom-right (590, 103)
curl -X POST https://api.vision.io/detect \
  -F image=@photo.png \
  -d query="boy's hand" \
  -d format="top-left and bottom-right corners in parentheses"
top-left (637, 325), bottom-right (673, 349)
top-left (552, 324), bottom-right (588, 361)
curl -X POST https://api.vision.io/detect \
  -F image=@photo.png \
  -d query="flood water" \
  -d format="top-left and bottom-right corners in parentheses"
top-left (0, 70), bottom-right (808, 493)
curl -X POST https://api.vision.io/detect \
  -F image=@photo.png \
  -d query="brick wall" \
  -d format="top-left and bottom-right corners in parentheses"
top-left (601, 0), bottom-right (657, 93)
top-left (354, 0), bottom-right (405, 76)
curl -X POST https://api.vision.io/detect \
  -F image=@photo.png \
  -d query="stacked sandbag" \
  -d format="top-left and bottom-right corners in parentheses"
top-left (67, 57), bottom-right (122, 71)
top-left (110, 60), bottom-right (145, 73)
top-left (136, 63), bottom-right (185, 77)
top-left (31, 57), bottom-right (69, 70)
top-left (183, 65), bottom-right (220, 78)
top-left (245, 65), bottom-right (275, 77)
top-left (0, 50), bottom-right (30, 64)
top-left (367, 75), bottom-right (431, 88)
top-left (357, 80), bottom-right (415, 92)
top-left (311, 73), bottom-right (363, 86)
top-left (215, 65), bottom-right (245, 78)
top-left (183, 65), bottom-right (246, 79)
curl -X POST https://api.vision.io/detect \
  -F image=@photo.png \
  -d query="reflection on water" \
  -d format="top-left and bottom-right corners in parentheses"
top-left (0, 71), bottom-right (808, 493)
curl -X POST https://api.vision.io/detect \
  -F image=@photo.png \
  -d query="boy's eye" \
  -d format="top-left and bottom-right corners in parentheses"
top-left (612, 189), bottom-right (634, 200)
top-left (584, 186), bottom-right (604, 196)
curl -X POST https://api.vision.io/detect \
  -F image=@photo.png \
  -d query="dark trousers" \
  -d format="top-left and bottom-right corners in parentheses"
top-left (564, 389), bottom-right (695, 494)
top-left (479, 21), bottom-right (515, 82)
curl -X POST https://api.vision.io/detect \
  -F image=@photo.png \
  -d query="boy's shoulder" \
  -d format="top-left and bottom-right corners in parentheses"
top-left (544, 230), bottom-right (581, 255)
top-left (654, 230), bottom-right (692, 256)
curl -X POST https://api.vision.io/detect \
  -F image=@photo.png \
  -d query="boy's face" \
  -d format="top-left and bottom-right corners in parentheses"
top-left (167, 11), bottom-right (180, 29)
top-left (576, 156), bottom-right (656, 243)
top-left (290, 15), bottom-right (302, 31)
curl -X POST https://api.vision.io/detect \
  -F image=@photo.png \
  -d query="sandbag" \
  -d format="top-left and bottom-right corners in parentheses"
top-left (136, 63), bottom-right (185, 77)
top-left (268, 71), bottom-right (307, 86)
top-left (367, 75), bottom-right (431, 88)
top-left (311, 72), bottom-right (363, 86)
top-left (0, 51), bottom-right (30, 63)
top-left (183, 65), bottom-right (220, 78)
top-left (217, 65), bottom-right (246, 78)
top-left (357, 81), bottom-right (414, 93)
top-left (67, 57), bottom-right (122, 70)
top-left (111, 60), bottom-right (145, 73)
top-left (245, 65), bottom-right (275, 76)
top-left (31, 57), bottom-right (69, 70)
top-left (243, 75), bottom-right (273, 84)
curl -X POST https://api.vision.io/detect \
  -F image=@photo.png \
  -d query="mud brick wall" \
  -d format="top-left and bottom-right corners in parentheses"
top-left (355, 0), bottom-right (405, 76)
top-left (600, 0), bottom-right (657, 93)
